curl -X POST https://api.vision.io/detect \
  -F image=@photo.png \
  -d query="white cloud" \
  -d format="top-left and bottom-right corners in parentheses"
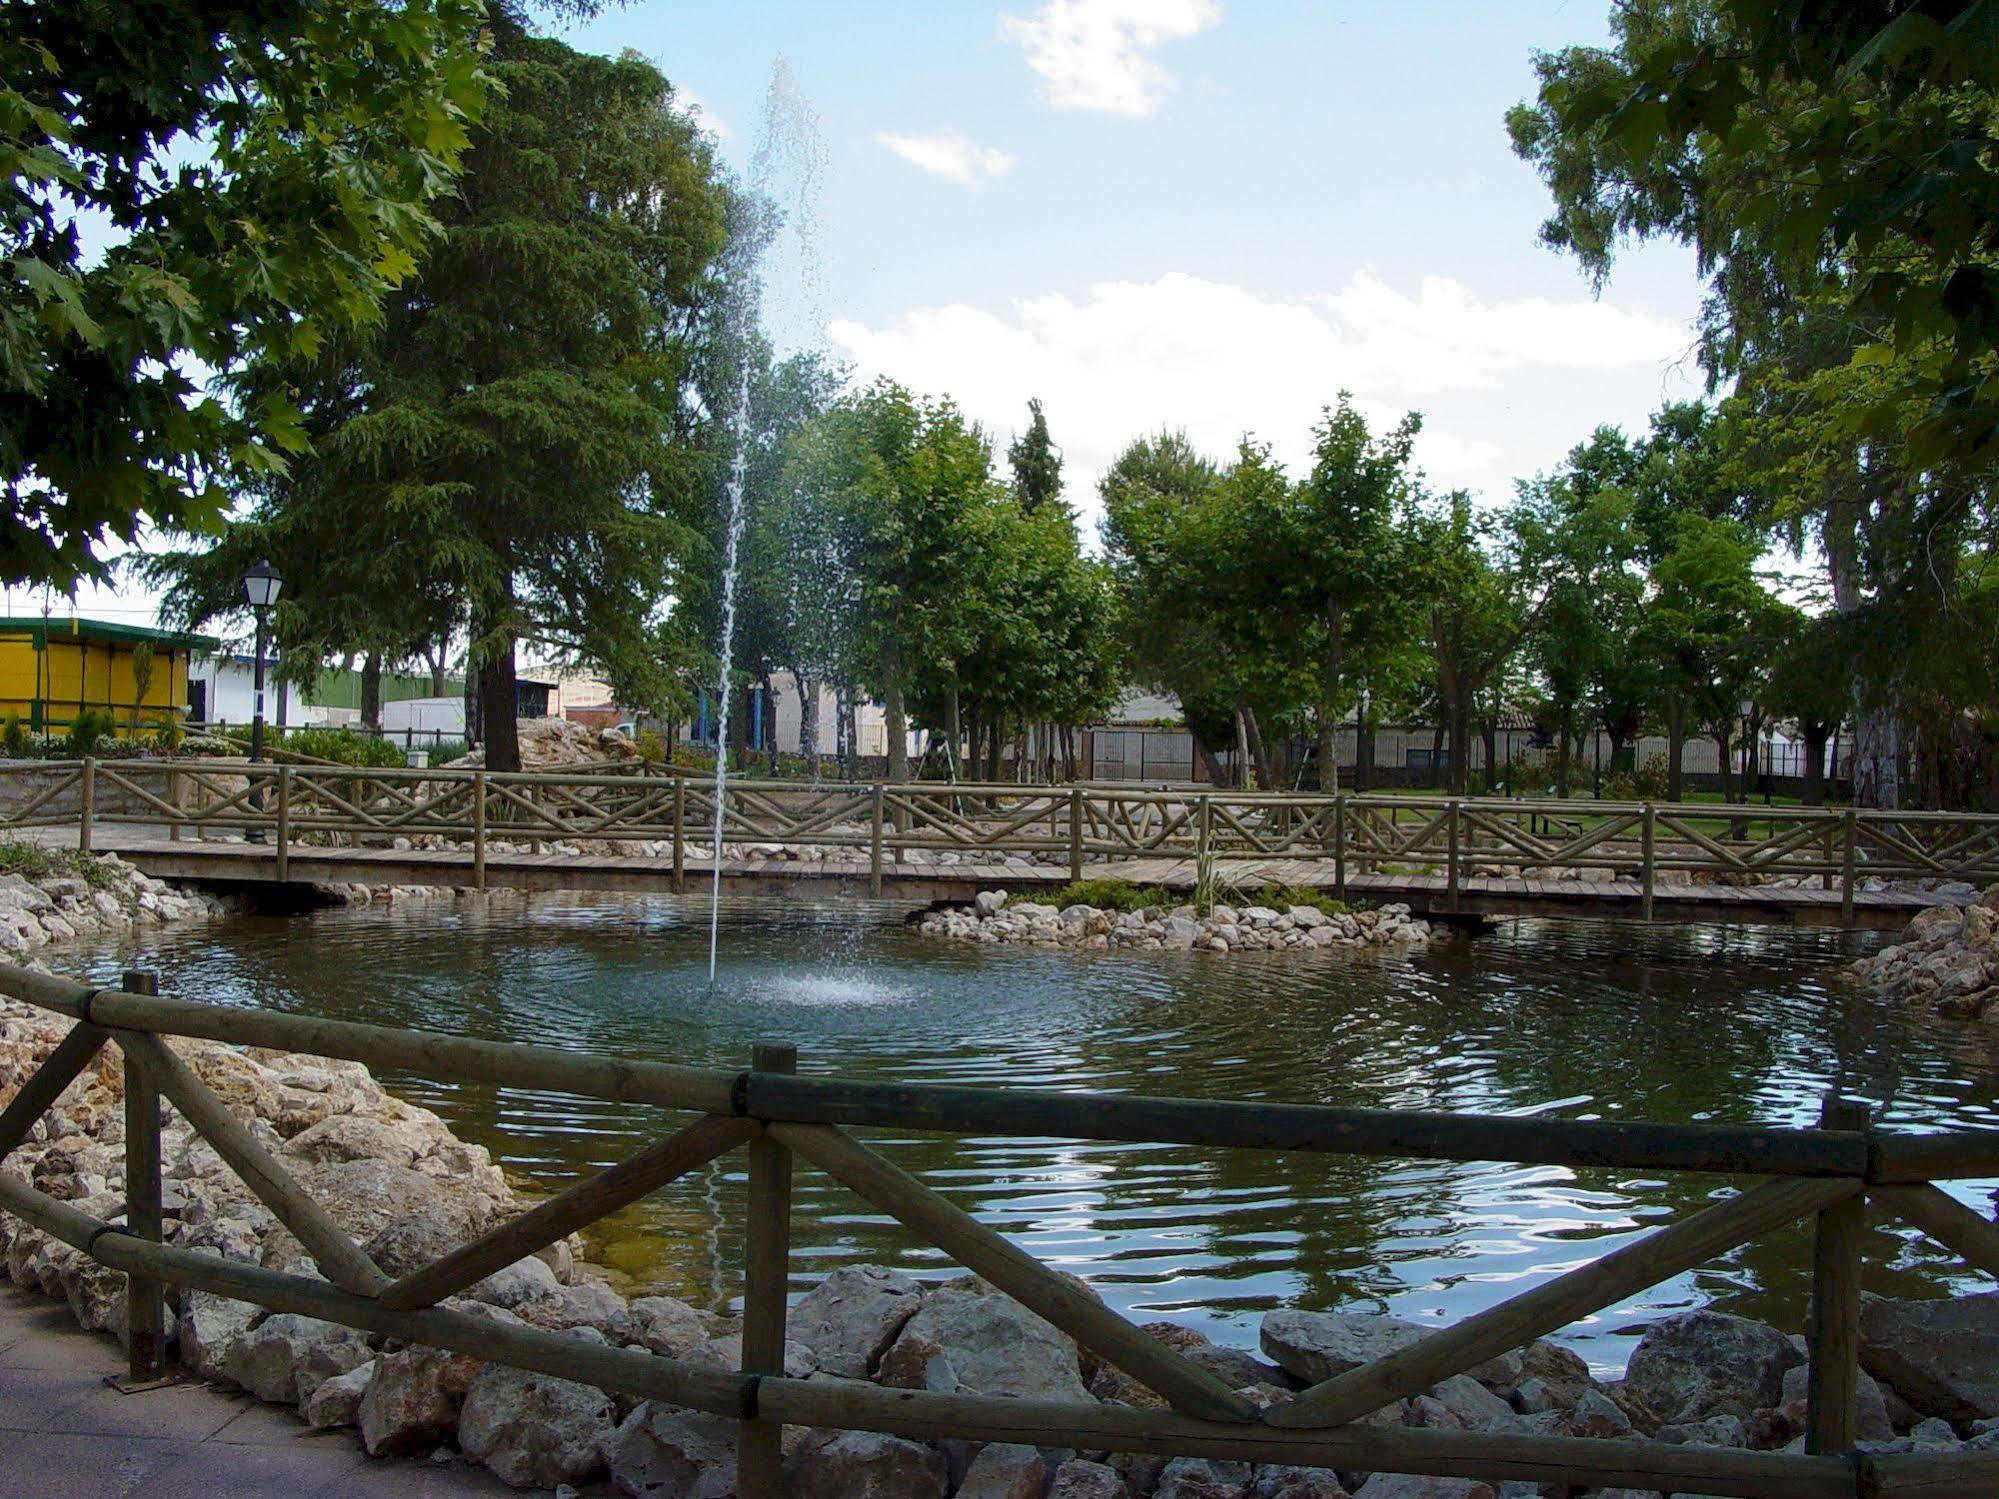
top-left (874, 130), bottom-right (1018, 186)
top-left (673, 86), bottom-right (731, 142)
top-left (826, 270), bottom-right (1694, 525)
top-left (999, 0), bottom-right (1221, 118)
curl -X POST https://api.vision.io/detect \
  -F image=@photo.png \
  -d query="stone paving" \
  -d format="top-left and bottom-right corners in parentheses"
top-left (0, 1285), bottom-right (536, 1498)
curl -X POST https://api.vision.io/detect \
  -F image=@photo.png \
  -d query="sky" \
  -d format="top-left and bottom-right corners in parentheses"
top-left (51, 0), bottom-right (1712, 629)
top-left (571, 0), bottom-right (1710, 532)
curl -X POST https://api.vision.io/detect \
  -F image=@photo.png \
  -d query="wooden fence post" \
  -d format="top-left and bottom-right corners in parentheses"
top-left (1445, 800), bottom-right (1461, 914)
top-left (1805, 1096), bottom-right (1870, 1456)
top-left (672, 776), bottom-right (686, 894)
top-left (1068, 786), bottom-right (1084, 883)
top-left (1641, 802), bottom-right (1656, 923)
top-left (739, 1041), bottom-right (796, 1498)
top-left (473, 771), bottom-right (487, 893)
top-left (1840, 810), bottom-right (1858, 927)
top-left (1334, 795), bottom-right (1347, 905)
top-left (78, 757), bottom-right (94, 853)
top-left (122, 969), bottom-right (165, 1384)
top-left (869, 783), bottom-right (885, 899)
top-left (274, 765), bottom-right (290, 884)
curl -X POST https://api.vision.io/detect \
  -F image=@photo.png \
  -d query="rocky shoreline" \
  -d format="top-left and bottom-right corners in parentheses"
top-left (1849, 883), bottom-right (1999, 1021)
top-left (0, 853), bottom-right (1990, 1496)
top-left (917, 891), bottom-right (1433, 954)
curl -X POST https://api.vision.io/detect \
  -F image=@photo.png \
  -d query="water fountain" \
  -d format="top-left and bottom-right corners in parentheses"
top-left (706, 59), bottom-right (829, 981)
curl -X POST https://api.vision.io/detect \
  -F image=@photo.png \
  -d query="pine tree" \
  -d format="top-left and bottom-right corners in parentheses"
top-left (1007, 399), bottom-right (1065, 514)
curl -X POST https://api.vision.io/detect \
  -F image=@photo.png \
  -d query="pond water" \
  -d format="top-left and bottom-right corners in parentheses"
top-left (59, 895), bottom-right (1999, 1373)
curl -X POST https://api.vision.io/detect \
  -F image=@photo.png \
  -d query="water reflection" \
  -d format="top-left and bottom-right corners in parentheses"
top-left (62, 895), bottom-right (1999, 1372)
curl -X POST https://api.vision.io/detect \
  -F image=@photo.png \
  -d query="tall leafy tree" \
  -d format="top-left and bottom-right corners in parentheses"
top-left (1007, 398), bottom-right (1065, 514)
top-left (158, 23), bottom-right (730, 772)
top-left (2, 0), bottom-right (491, 588)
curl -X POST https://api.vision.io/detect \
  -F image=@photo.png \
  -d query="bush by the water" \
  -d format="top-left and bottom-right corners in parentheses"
top-left (0, 837), bottom-right (119, 891)
top-left (1042, 878), bottom-right (1163, 913)
top-left (276, 727), bottom-right (412, 767)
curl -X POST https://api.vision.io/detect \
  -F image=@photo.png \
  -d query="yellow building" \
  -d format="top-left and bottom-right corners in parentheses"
top-left (0, 617), bottom-right (216, 735)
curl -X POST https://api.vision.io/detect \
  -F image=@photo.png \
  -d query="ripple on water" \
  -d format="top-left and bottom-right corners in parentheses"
top-left (59, 897), bottom-right (1999, 1371)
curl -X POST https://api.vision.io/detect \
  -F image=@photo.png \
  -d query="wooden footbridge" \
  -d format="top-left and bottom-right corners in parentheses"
top-left (6, 757), bottom-right (1991, 928)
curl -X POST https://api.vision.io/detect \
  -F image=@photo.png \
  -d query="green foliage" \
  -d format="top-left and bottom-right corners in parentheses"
top-left (635, 729), bottom-right (668, 764)
top-left (1242, 885), bottom-right (1352, 918)
top-left (1040, 879), bottom-right (1160, 914)
top-left (0, 838), bottom-right (119, 892)
top-left (1008, 398), bottom-right (1065, 514)
top-left (1502, 755), bottom-right (1554, 797)
top-left (150, 24), bottom-right (731, 775)
top-left (1, 0), bottom-right (492, 588)
top-left (150, 715), bottom-right (185, 755)
top-left (1508, 0), bottom-right (1999, 472)
top-left (2, 717), bottom-right (31, 759)
top-left (278, 728), bottom-right (409, 768)
top-left (1603, 753), bottom-right (1670, 802)
top-left (425, 738), bottom-right (469, 765)
top-left (61, 709), bottom-right (115, 757)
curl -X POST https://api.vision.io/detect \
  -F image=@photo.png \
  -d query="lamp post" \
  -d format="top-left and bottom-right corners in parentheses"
top-left (241, 562), bottom-right (283, 842)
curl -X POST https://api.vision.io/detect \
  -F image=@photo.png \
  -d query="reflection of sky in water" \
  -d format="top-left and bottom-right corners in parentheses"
top-left (60, 897), bottom-right (1999, 1373)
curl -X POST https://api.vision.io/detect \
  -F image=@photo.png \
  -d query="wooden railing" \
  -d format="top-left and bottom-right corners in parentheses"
top-left (7, 758), bottom-right (1999, 914)
top-left (0, 962), bottom-right (1992, 1495)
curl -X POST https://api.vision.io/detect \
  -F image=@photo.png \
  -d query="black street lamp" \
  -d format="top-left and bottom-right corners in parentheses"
top-left (241, 562), bottom-right (283, 842)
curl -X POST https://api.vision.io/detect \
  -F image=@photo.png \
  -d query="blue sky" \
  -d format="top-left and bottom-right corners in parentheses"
top-left (49, 0), bottom-right (1711, 627)
top-left (569, 0), bottom-right (1709, 526)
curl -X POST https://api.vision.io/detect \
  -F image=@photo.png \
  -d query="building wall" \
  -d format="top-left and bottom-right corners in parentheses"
top-left (187, 659), bottom-right (308, 728)
top-left (0, 628), bottom-right (191, 733)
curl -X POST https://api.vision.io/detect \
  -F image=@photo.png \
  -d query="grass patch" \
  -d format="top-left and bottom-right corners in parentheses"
top-left (1038, 878), bottom-right (1164, 913)
top-left (0, 839), bottom-right (120, 891)
top-left (1233, 884), bottom-right (1355, 917)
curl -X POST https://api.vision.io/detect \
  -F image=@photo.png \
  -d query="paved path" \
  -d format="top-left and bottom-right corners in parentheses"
top-left (41, 826), bottom-right (1950, 928)
top-left (0, 1285), bottom-right (562, 1497)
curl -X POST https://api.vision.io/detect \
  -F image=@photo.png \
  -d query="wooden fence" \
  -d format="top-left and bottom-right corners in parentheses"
top-left (7, 758), bottom-right (1999, 914)
top-left (0, 962), bottom-right (1995, 1495)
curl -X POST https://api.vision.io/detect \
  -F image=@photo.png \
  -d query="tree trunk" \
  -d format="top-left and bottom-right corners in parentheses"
top-left (989, 716), bottom-right (1004, 784)
top-left (1233, 704), bottom-right (1252, 789)
top-left (1713, 730), bottom-right (1735, 803)
top-left (1244, 706), bottom-right (1275, 791)
top-left (965, 704), bottom-right (983, 782)
top-left (838, 687), bottom-right (857, 779)
top-left (1449, 690), bottom-right (1473, 796)
top-left (428, 644), bottom-right (449, 698)
top-left (1062, 724), bottom-right (1077, 782)
top-left (1742, 709), bottom-right (1762, 802)
top-left (1355, 715), bottom-right (1372, 793)
top-left (796, 673), bottom-right (821, 777)
top-left (1555, 719), bottom-right (1572, 799)
top-left (1316, 707), bottom-right (1339, 793)
top-left (1481, 720), bottom-right (1498, 793)
top-left (1803, 720), bottom-right (1829, 806)
top-left (1431, 721), bottom-right (1447, 790)
top-left (762, 674), bottom-right (779, 775)
top-left (943, 685), bottom-right (961, 782)
top-left (1666, 694), bottom-right (1686, 802)
top-left (477, 642), bottom-right (520, 773)
top-left (464, 664), bottom-right (482, 750)
top-left (1853, 709), bottom-right (1901, 810)
top-left (359, 653), bottom-right (383, 732)
top-left (884, 680), bottom-right (908, 782)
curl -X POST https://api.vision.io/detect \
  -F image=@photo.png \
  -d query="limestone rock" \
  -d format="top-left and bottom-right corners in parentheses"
top-left (1860, 1292), bottom-right (1999, 1423)
top-left (458, 1363), bottom-right (616, 1488)
top-left (360, 1344), bottom-right (483, 1456)
top-left (1050, 1459), bottom-right (1134, 1498)
top-left (221, 1312), bottom-right (372, 1405)
top-left (1253, 1468), bottom-right (1351, 1499)
top-left (1568, 1388), bottom-right (1632, 1439)
top-left (1260, 1311), bottom-right (1430, 1384)
top-left (1157, 1456), bottom-right (1254, 1497)
top-left (303, 1358), bottom-right (376, 1430)
top-left (1623, 1310), bottom-right (1801, 1424)
top-left (282, 1113), bottom-right (421, 1169)
top-left (630, 1295), bottom-right (725, 1366)
top-left (179, 1291), bottom-right (263, 1381)
top-left (789, 1264), bottom-right (922, 1379)
top-left (957, 1442), bottom-right (1049, 1499)
top-left (781, 1428), bottom-right (948, 1499)
top-left (878, 1277), bottom-right (1089, 1403)
top-left (1778, 1359), bottom-right (1895, 1441)
top-left (1351, 1478), bottom-right (1495, 1499)
top-left (1429, 1373), bottom-right (1513, 1430)
top-left (599, 1401), bottom-right (738, 1498)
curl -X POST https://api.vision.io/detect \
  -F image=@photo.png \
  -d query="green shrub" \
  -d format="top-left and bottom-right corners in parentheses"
top-left (2, 716), bottom-right (33, 758)
top-left (0, 838), bottom-right (119, 891)
top-left (150, 713), bottom-right (184, 754)
top-left (635, 728), bottom-right (668, 764)
top-left (1602, 753), bottom-right (1670, 802)
top-left (1238, 884), bottom-right (1355, 917)
top-left (1501, 754), bottom-right (1552, 797)
top-left (426, 738), bottom-right (469, 764)
top-left (278, 728), bottom-right (409, 768)
top-left (1040, 878), bottom-right (1161, 913)
top-left (62, 708), bottom-right (117, 757)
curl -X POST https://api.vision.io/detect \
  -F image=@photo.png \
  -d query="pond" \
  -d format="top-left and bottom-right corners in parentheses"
top-left (61, 895), bottom-right (1999, 1373)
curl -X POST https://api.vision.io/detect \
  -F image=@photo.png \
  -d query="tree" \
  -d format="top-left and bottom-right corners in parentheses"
top-left (171, 26), bottom-right (731, 773)
top-left (1, 0), bottom-right (491, 588)
top-left (1508, 0), bottom-right (1999, 471)
top-left (1007, 398), bottom-right (1065, 514)
top-left (785, 380), bottom-right (993, 781)
top-left (1234, 395), bottom-right (1421, 790)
